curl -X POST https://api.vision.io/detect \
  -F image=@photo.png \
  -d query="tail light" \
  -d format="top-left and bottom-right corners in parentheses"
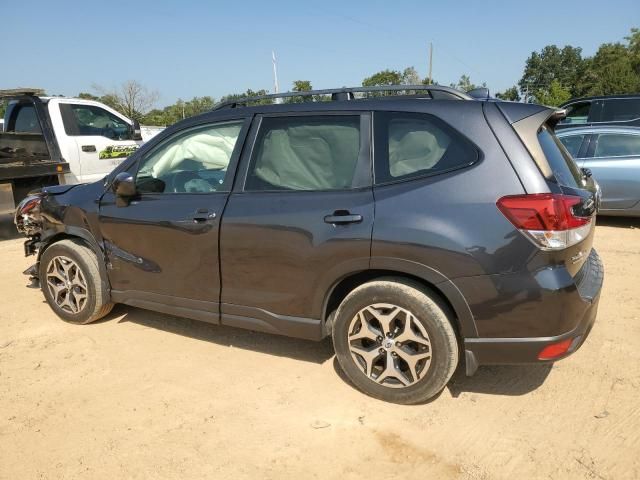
top-left (496, 193), bottom-right (592, 250)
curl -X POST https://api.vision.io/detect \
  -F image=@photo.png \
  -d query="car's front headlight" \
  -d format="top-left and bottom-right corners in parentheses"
top-left (14, 195), bottom-right (42, 236)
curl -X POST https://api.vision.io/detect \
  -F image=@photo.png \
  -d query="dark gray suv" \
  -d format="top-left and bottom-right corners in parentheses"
top-left (14, 86), bottom-right (604, 404)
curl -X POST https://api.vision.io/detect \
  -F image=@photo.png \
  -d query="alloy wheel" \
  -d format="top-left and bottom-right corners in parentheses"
top-left (347, 303), bottom-right (432, 388)
top-left (45, 256), bottom-right (88, 314)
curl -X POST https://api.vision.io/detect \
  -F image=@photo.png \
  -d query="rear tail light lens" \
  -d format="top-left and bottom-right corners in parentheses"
top-left (538, 338), bottom-right (573, 360)
top-left (497, 193), bottom-right (592, 250)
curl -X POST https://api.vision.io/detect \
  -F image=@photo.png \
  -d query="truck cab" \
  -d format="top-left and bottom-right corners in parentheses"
top-left (1, 90), bottom-right (151, 214)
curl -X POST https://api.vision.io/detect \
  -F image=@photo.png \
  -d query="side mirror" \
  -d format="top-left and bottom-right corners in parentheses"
top-left (112, 172), bottom-right (136, 206)
top-left (131, 119), bottom-right (143, 141)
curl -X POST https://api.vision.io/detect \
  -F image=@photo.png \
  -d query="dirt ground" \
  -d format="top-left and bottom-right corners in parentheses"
top-left (1, 217), bottom-right (639, 480)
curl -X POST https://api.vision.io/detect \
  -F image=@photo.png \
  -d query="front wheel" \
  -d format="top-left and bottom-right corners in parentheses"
top-left (332, 278), bottom-right (459, 404)
top-left (39, 239), bottom-right (113, 324)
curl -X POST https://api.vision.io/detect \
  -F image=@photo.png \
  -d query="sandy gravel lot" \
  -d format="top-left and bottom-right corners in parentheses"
top-left (1, 217), bottom-right (639, 480)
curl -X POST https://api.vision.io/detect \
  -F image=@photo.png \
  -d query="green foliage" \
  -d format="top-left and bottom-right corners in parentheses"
top-left (362, 69), bottom-right (404, 87)
top-left (518, 28), bottom-right (640, 102)
top-left (288, 80), bottom-right (313, 103)
top-left (449, 74), bottom-right (486, 92)
top-left (535, 79), bottom-right (572, 106)
top-left (496, 86), bottom-right (521, 101)
top-left (585, 42), bottom-right (640, 95)
top-left (0, 100), bottom-right (6, 121)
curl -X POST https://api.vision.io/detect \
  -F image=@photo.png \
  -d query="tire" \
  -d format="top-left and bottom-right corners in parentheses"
top-left (332, 278), bottom-right (458, 404)
top-left (39, 239), bottom-right (113, 325)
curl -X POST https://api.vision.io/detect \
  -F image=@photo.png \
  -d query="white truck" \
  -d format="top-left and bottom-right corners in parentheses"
top-left (0, 89), bottom-right (162, 214)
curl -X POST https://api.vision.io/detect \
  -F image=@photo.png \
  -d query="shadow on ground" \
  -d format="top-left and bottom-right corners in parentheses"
top-left (597, 215), bottom-right (640, 229)
top-left (109, 304), bottom-right (334, 364)
top-left (447, 363), bottom-right (553, 397)
top-left (0, 214), bottom-right (20, 241)
top-left (108, 304), bottom-right (554, 398)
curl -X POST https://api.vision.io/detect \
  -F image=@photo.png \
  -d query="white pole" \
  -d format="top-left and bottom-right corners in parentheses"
top-left (272, 50), bottom-right (282, 104)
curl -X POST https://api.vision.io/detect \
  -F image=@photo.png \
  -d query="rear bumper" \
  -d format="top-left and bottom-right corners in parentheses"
top-left (463, 249), bottom-right (604, 375)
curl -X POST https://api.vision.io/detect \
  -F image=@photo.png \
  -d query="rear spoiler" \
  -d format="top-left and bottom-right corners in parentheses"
top-left (507, 106), bottom-right (569, 179)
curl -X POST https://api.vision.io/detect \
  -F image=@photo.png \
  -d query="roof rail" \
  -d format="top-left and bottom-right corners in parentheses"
top-left (212, 85), bottom-right (472, 110)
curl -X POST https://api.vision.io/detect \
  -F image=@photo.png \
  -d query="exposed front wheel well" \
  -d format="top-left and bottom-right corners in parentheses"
top-left (323, 270), bottom-right (461, 338)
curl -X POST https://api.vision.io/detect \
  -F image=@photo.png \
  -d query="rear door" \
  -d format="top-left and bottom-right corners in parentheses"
top-left (582, 132), bottom-right (640, 210)
top-left (219, 112), bottom-right (373, 338)
top-left (59, 102), bottom-right (141, 183)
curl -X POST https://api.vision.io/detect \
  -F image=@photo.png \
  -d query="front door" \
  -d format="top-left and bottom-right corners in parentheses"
top-left (98, 118), bottom-right (249, 318)
top-left (219, 113), bottom-right (374, 339)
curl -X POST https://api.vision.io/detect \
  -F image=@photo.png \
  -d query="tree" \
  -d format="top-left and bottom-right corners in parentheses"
top-left (450, 74), bottom-right (485, 92)
top-left (401, 67), bottom-right (421, 85)
top-left (518, 45), bottom-right (586, 101)
top-left (92, 80), bottom-right (160, 121)
top-left (585, 42), bottom-right (640, 95)
top-left (535, 79), bottom-right (571, 106)
top-left (219, 88), bottom-right (271, 105)
top-left (362, 69), bottom-right (404, 87)
top-left (289, 80), bottom-right (313, 103)
top-left (496, 86), bottom-right (521, 101)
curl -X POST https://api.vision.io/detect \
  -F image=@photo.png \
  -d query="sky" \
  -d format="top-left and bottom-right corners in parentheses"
top-left (1, 0), bottom-right (638, 108)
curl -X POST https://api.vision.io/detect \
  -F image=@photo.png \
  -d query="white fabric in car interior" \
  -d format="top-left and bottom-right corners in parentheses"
top-left (388, 119), bottom-right (450, 177)
top-left (254, 124), bottom-right (360, 190)
top-left (151, 124), bottom-right (242, 178)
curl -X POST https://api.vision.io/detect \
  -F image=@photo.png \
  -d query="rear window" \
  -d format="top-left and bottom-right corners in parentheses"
top-left (538, 126), bottom-right (584, 188)
top-left (601, 99), bottom-right (640, 123)
top-left (12, 105), bottom-right (41, 133)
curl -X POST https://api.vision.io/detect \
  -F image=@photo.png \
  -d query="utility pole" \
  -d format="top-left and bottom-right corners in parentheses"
top-left (272, 50), bottom-right (282, 104)
top-left (427, 42), bottom-right (433, 85)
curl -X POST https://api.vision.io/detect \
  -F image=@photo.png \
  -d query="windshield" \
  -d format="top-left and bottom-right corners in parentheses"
top-left (538, 125), bottom-right (584, 188)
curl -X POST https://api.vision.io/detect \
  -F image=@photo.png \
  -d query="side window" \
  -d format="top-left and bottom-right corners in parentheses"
top-left (60, 104), bottom-right (132, 140)
top-left (594, 134), bottom-right (640, 158)
top-left (374, 112), bottom-right (478, 183)
top-left (12, 105), bottom-right (41, 133)
top-left (601, 99), bottom-right (640, 123)
top-left (558, 134), bottom-right (586, 158)
top-left (136, 121), bottom-right (244, 194)
top-left (559, 102), bottom-right (591, 125)
top-left (245, 115), bottom-right (362, 191)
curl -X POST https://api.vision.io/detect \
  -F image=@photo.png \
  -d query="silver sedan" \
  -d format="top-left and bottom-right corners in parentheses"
top-left (557, 126), bottom-right (640, 217)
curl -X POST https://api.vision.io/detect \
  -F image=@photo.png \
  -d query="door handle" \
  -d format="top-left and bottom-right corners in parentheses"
top-left (193, 208), bottom-right (216, 223)
top-left (324, 210), bottom-right (363, 225)
top-left (82, 145), bottom-right (97, 152)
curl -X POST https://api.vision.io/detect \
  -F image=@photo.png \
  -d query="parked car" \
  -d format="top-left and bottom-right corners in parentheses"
top-left (557, 126), bottom-right (640, 216)
top-left (14, 85), bottom-right (604, 404)
top-left (556, 94), bottom-right (640, 130)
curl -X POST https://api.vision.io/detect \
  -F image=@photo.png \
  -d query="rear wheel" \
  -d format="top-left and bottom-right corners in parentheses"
top-left (332, 278), bottom-right (458, 404)
top-left (39, 239), bottom-right (113, 324)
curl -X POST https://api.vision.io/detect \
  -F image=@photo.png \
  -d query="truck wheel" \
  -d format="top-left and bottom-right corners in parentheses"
top-left (39, 239), bottom-right (113, 324)
top-left (332, 278), bottom-right (458, 404)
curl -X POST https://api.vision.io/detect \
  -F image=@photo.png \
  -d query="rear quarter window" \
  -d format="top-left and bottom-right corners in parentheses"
top-left (374, 112), bottom-right (479, 184)
top-left (538, 126), bottom-right (584, 188)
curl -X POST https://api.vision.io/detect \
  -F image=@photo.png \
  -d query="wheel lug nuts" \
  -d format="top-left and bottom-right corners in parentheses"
top-left (377, 336), bottom-right (383, 343)
top-left (395, 342), bottom-right (401, 347)
top-left (379, 348), bottom-right (385, 354)
top-left (391, 352), bottom-right (397, 357)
